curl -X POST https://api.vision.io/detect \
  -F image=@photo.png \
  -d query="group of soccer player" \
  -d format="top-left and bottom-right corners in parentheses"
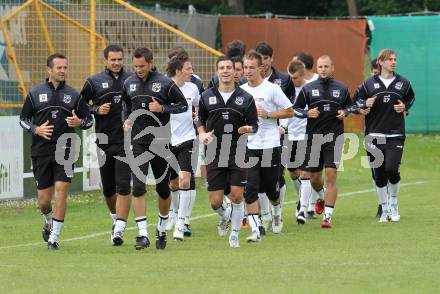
top-left (19, 39), bottom-right (415, 250)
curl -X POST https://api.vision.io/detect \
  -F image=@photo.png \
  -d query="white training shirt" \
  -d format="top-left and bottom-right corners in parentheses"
top-left (218, 89), bottom-right (234, 104)
top-left (170, 82), bottom-right (200, 146)
top-left (288, 84), bottom-right (308, 141)
top-left (241, 80), bottom-right (293, 149)
top-left (304, 73), bottom-right (319, 84)
top-left (379, 75), bottom-right (396, 89)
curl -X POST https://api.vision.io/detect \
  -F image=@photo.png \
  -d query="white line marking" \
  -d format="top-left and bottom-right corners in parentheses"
top-left (0, 181), bottom-right (429, 250)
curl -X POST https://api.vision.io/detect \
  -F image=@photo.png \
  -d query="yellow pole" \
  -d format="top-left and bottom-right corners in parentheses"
top-left (113, 0), bottom-right (223, 56)
top-left (34, 0), bottom-right (55, 54)
top-left (0, 104), bottom-right (24, 109)
top-left (0, 23), bottom-right (27, 97)
top-left (90, 0), bottom-right (96, 75)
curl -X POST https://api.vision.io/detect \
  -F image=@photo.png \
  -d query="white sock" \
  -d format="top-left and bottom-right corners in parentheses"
top-left (135, 216), bottom-right (147, 237)
top-left (279, 184), bottom-right (287, 207)
top-left (299, 179), bottom-right (312, 213)
top-left (272, 203), bottom-right (281, 218)
top-left (110, 213), bottom-right (117, 223)
top-left (157, 213), bottom-right (169, 233)
top-left (259, 193), bottom-right (271, 221)
top-left (324, 206), bottom-right (334, 220)
top-left (377, 186), bottom-right (389, 213)
top-left (48, 218), bottom-right (64, 243)
top-left (243, 205), bottom-right (248, 219)
top-left (185, 189), bottom-right (196, 225)
top-left (114, 219), bottom-right (126, 233)
top-left (317, 187), bottom-right (325, 200)
top-left (247, 214), bottom-right (261, 234)
top-left (43, 210), bottom-right (52, 225)
top-left (388, 181), bottom-right (400, 209)
top-left (292, 178), bottom-right (301, 196)
top-left (171, 190), bottom-right (180, 219)
top-left (308, 189), bottom-right (318, 212)
top-left (177, 190), bottom-right (191, 230)
top-left (231, 202), bottom-right (244, 236)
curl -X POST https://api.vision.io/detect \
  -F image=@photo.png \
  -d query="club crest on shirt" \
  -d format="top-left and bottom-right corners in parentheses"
top-left (273, 79), bottom-right (282, 86)
top-left (63, 94), bottom-right (72, 104)
top-left (102, 82), bottom-right (109, 89)
top-left (51, 110), bottom-right (59, 119)
top-left (152, 82), bottom-right (161, 93)
top-left (39, 94), bottom-right (48, 102)
top-left (113, 95), bottom-right (121, 103)
top-left (209, 96), bottom-right (217, 105)
top-left (395, 82), bottom-right (403, 90)
top-left (130, 84), bottom-right (136, 92)
top-left (332, 90), bottom-right (340, 98)
top-left (374, 83), bottom-right (380, 89)
top-left (312, 89), bottom-right (319, 96)
top-left (235, 96), bottom-right (244, 106)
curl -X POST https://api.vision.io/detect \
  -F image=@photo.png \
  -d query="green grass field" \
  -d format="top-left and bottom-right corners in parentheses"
top-left (1, 134), bottom-right (439, 293)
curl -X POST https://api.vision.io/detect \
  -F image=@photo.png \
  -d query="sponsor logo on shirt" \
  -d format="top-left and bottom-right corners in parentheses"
top-left (113, 95), bottom-right (121, 103)
top-left (209, 96), bottom-right (216, 105)
top-left (51, 110), bottom-right (59, 119)
top-left (323, 104), bottom-right (330, 111)
top-left (130, 84), bottom-right (136, 92)
top-left (374, 83), bottom-right (380, 89)
top-left (102, 82), bottom-right (109, 89)
top-left (235, 96), bottom-right (244, 106)
top-left (152, 82), bottom-right (161, 93)
top-left (273, 79), bottom-right (282, 86)
top-left (222, 111), bottom-right (229, 120)
top-left (395, 82), bottom-right (403, 90)
top-left (39, 94), bottom-right (48, 102)
top-left (312, 89), bottom-right (319, 96)
top-left (332, 90), bottom-right (340, 98)
top-left (63, 94), bottom-right (72, 104)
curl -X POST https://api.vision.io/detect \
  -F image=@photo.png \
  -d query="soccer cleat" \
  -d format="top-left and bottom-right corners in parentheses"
top-left (297, 211), bottom-right (306, 225)
top-left (156, 229), bottom-right (167, 250)
top-left (246, 230), bottom-right (261, 243)
top-left (42, 223), bottom-right (51, 242)
top-left (183, 224), bottom-right (192, 237)
top-left (272, 215), bottom-right (283, 234)
top-left (217, 217), bottom-right (230, 237)
top-left (173, 227), bottom-right (184, 241)
top-left (390, 207), bottom-right (400, 222)
top-left (134, 236), bottom-right (150, 250)
top-left (375, 204), bottom-right (383, 219)
top-left (229, 235), bottom-right (240, 248)
top-left (112, 231), bottom-right (124, 246)
top-left (379, 212), bottom-right (390, 223)
top-left (47, 241), bottom-right (60, 250)
top-left (241, 218), bottom-right (249, 229)
top-left (307, 211), bottom-right (317, 220)
top-left (315, 199), bottom-right (325, 215)
top-left (165, 215), bottom-right (175, 231)
top-left (321, 217), bottom-right (332, 228)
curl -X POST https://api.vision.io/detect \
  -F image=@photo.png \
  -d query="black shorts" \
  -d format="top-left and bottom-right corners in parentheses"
top-left (32, 155), bottom-right (74, 190)
top-left (245, 147), bottom-right (281, 203)
top-left (286, 139), bottom-right (308, 171)
top-left (169, 139), bottom-right (196, 189)
top-left (303, 134), bottom-right (344, 173)
top-left (206, 159), bottom-right (247, 192)
top-left (97, 144), bottom-right (131, 197)
top-left (131, 143), bottom-right (171, 198)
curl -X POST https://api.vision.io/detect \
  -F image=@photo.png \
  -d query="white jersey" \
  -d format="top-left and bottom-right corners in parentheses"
top-left (170, 82), bottom-right (200, 146)
top-left (287, 85), bottom-right (308, 141)
top-left (241, 80), bottom-right (292, 149)
top-left (304, 73), bottom-right (319, 84)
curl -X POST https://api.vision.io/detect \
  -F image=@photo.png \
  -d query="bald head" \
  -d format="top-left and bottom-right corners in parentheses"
top-left (316, 55), bottom-right (334, 79)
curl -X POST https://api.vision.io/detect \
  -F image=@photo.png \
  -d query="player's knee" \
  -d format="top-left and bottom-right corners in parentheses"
top-left (156, 183), bottom-right (170, 200)
top-left (169, 180), bottom-right (179, 191)
top-left (116, 184), bottom-right (130, 197)
top-left (244, 191), bottom-right (258, 204)
top-left (132, 184), bottom-right (146, 197)
top-left (103, 186), bottom-right (116, 198)
top-left (386, 170), bottom-right (400, 184)
top-left (179, 177), bottom-right (191, 190)
top-left (266, 190), bottom-right (280, 202)
top-left (374, 177), bottom-right (387, 188)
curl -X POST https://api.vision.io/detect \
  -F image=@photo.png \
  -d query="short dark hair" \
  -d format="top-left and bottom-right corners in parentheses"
top-left (244, 50), bottom-right (263, 66)
top-left (133, 47), bottom-right (153, 62)
top-left (47, 53), bottom-right (67, 68)
top-left (226, 40), bottom-right (246, 59)
top-left (168, 46), bottom-right (188, 59)
top-left (231, 56), bottom-right (243, 67)
top-left (104, 44), bottom-right (123, 59)
top-left (166, 54), bottom-right (189, 77)
top-left (294, 52), bottom-right (314, 70)
top-left (370, 58), bottom-right (379, 69)
top-left (216, 56), bottom-right (235, 69)
top-left (255, 41), bottom-right (273, 57)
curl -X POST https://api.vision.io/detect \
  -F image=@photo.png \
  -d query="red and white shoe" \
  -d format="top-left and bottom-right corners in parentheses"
top-left (321, 217), bottom-right (332, 229)
top-left (315, 199), bottom-right (325, 215)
